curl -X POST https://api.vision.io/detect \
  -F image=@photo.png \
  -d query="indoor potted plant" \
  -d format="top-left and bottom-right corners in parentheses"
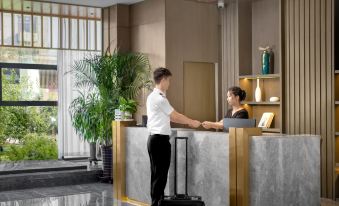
top-left (69, 92), bottom-right (101, 164)
top-left (118, 97), bottom-right (138, 120)
top-left (69, 49), bottom-right (152, 182)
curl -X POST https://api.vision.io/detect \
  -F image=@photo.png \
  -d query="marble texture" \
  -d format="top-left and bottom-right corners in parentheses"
top-left (249, 135), bottom-right (321, 206)
top-left (0, 160), bottom-right (88, 174)
top-left (0, 183), bottom-right (134, 206)
top-left (125, 128), bottom-right (229, 206)
top-left (175, 130), bottom-right (229, 206)
top-left (125, 128), bottom-right (175, 204)
top-left (124, 128), bottom-right (320, 206)
top-left (0, 182), bottom-right (331, 206)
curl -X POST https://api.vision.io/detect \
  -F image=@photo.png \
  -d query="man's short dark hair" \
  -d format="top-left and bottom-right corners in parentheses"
top-left (153, 67), bottom-right (172, 84)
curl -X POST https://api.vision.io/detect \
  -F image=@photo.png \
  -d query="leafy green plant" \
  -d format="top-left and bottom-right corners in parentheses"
top-left (5, 133), bottom-right (58, 161)
top-left (0, 69), bottom-right (57, 145)
top-left (118, 97), bottom-right (138, 114)
top-left (69, 93), bottom-right (101, 143)
top-left (69, 50), bottom-right (152, 146)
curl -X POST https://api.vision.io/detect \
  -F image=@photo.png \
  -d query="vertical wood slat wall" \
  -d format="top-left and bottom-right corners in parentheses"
top-left (284, 0), bottom-right (334, 198)
top-left (221, 2), bottom-right (238, 115)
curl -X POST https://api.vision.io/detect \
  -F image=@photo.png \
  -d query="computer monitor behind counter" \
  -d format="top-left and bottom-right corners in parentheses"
top-left (223, 118), bottom-right (256, 132)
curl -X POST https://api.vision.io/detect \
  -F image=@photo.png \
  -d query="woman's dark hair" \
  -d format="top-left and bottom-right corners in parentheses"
top-left (228, 86), bottom-right (246, 101)
top-left (153, 67), bottom-right (172, 84)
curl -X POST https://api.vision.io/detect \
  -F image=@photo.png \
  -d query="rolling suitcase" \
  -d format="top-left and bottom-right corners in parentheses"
top-left (159, 137), bottom-right (205, 206)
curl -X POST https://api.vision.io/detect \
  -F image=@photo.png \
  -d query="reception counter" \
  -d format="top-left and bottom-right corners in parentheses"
top-left (112, 121), bottom-right (320, 206)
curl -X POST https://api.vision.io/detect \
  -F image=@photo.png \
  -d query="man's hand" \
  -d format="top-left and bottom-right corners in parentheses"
top-left (189, 120), bottom-right (201, 128)
top-left (202, 121), bottom-right (212, 129)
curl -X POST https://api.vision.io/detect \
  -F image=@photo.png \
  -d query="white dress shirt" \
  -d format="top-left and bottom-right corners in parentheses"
top-left (146, 88), bottom-right (174, 135)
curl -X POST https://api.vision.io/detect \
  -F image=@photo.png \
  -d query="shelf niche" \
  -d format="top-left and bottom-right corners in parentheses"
top-left (238, 0), bottom-right (280, 76)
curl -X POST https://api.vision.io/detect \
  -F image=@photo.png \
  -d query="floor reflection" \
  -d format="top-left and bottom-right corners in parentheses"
top-left (0, 183), bottom-right (131, 206)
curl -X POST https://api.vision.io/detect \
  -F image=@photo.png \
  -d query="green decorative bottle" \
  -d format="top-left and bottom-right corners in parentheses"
top-left (259, 46), bottom-right (273, 75)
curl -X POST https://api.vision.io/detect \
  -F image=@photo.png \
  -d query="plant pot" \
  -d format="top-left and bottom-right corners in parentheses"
top-left (114, 109), bottom-right (123, 120)
top-left (89, 142), bottom-right (98, 164)
top-left (124, 111), bottom-right (132, 120)
top-left (101, 145), bottom-right (112, 182)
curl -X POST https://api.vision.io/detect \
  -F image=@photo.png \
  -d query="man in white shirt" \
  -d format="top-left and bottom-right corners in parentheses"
top-left (146, 67), bottom-right (201, 206)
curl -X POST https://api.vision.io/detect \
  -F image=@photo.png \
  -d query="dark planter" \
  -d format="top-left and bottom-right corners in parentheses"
top-left (89, 142), bottom-right (98, 165)
top-left (101, 145), bottom-right (112, 182)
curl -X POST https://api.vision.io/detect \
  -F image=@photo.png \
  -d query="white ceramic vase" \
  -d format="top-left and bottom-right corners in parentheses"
top-left (255, 78), bottom-right (262, 102)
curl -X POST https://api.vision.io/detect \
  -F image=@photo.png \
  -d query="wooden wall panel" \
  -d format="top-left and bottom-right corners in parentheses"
top-left (102, 4), bottom-right (130, 53)
top-left (130, 0), bottom-right (166, 123)
top-left (221, 2), bottom-right (238, 115)
top-left (284, 0), bottom-right (334, 198)
top-left (165, 0), bottom-right (219, 116)
top-left (183, 62), bottom-right (216, 122)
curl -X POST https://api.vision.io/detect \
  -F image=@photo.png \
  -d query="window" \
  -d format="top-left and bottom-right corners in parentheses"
top-left (0, 0), bottom-right (102, 51)
top-left (0, 63), bottom-right (57, 106)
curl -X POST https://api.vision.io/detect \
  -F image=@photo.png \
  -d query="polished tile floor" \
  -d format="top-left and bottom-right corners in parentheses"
top-left (0, 183), bottom-right (338, 206)
top-left (0, 183), bottom-right (132, 206)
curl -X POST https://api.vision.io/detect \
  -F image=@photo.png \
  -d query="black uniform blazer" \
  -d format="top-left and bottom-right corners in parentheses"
top-left (225, 108), bottom-right (249, 119)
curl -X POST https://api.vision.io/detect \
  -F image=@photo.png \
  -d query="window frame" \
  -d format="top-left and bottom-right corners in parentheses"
top-left (0, 62), bottom-right (57, 106)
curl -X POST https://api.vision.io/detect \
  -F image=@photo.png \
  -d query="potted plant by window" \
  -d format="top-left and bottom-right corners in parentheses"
top-left (69, 49), bottom-right (151, 182)
top-left (118, 97), bottom-right (138, 120)
top-left (69, 93), bottom-right (100, 164)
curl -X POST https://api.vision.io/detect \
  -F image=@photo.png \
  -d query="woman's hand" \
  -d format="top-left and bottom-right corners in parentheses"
top-left (202, 121), bottom-right (213, 129)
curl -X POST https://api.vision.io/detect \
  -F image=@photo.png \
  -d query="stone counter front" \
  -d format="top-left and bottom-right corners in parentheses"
top-left (114, 125), bottom-right (320, 206)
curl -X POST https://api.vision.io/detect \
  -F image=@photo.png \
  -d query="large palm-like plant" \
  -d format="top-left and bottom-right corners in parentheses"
top-left (69, 50), bottom-right (152, 146)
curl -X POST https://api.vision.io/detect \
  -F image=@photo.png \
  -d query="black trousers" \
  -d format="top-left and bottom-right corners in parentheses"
top-left (147, 134), bottom-right (171, 206)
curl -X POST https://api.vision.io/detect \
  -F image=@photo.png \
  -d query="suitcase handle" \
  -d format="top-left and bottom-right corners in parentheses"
top-left (174, 137), bottom-right (188, 196)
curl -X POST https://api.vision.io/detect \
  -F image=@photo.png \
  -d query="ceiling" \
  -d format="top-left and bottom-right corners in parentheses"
top-left (38, 0), bottom-right (144, 8)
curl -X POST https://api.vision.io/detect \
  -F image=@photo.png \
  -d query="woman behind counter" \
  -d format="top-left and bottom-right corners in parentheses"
top-left (202, 86), bottom-right (249, 130)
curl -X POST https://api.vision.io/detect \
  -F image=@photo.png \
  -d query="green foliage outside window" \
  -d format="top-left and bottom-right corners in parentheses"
top-left (0, 69), bottom-right (57, 162)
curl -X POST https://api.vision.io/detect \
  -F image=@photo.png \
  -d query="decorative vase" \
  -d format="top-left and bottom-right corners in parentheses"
top-left (255, 78), bottom-right (262, 102)
top-left (259, 46), bottom-right (274, 75)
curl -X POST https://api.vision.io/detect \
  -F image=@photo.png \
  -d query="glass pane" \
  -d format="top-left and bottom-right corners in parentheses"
top-left (95, 8), bottom-right (101, 19)
top-left (51, 17), bottom-right (59, 48)
top-left (42, 16), bottom-right (51, 47)
top-left (79, 19), bottom-right (86, 50)
top-left (2, 68), bottom-right (58, 101)
top-left (3, 13), bottom-right (12, 45)
top-left (23, 1), bottom-right (32, 12)
top-left (78, 6), bottom-right (86, 17)
top-left (0, 106), bottom-right (58, 161)
top-left (0, 47), bottom-right (57, 64)
top-left (70, 18), bottom-right (77, 49)
top-left (70, 5), bottom-right (77, 16)
top-left (61, 18), bottom-right (69, 49)
top-left (23, 15), bottom-right (32, 46)
top-left (13, 0), bottom-right (21, 11)
top-left (0, 12), bottom-right (2, 45)
top-left (88, 20), bottom-right (95, 50)
top-left (61, 4), bottom-right (69, 15)
top-left (32, 1), bottom-right (41, 13)
top-left (88, 8), bottom-right (95, 18)
top-left (42, 2), bottom-right (50, 14)
top-left (3, 0), bottom-right (11, 10)
top-left (33, 15), bottom-right (41, 47)
top-left (96, 21), bottom-right (101, 51)
top-left (13, 14), bottom-right (22, 46)
top-left (51, 3), bottom-right (59, 15)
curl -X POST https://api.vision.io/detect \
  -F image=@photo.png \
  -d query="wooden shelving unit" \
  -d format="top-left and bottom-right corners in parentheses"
top-left (335, 70), bottom-right (339, 164)
top-left (242, 101), bottom-right (280, 105)
top-left (262, 128), bottom-right (281, 133)
top-left (239, 74), bottom-right (280, 79)
top-left (237, 0), bottom-right (282, 133)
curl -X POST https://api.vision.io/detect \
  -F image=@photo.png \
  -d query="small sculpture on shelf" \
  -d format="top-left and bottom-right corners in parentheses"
top-left (259, 46), bottom-right (274, 75)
